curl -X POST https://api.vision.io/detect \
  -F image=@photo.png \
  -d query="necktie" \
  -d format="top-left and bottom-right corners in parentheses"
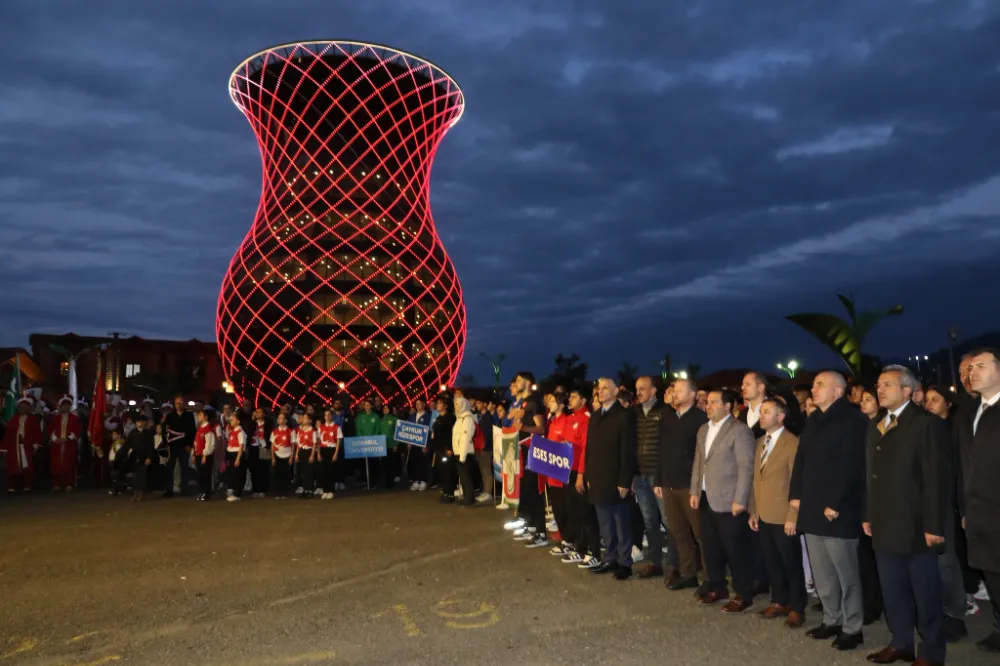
top-left (878, 412), bottom-right (897, 436)
top-left (760, 435), bottom-right (772, 471)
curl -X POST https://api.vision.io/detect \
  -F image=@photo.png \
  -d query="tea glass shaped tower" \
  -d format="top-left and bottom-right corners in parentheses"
top-left (217, 41), bottom-right (466, 407)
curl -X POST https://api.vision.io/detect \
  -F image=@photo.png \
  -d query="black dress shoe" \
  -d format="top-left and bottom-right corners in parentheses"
top-left (863, 611), bottom-right (883, 626)
top-left (805, 624), bottom-right (843, 640)
top-left (589, 561), bottom-right (619, 574)
top-left (614, 566), bottom-right (633, 580)
top-left (832, 631), bottom-right (864, 651)
top-left (667, 576), bottom-right (700, 591)
top-left (977, 631), bottom-right (1000, 653)
top-left (943, 614), bottom-right (968, 643)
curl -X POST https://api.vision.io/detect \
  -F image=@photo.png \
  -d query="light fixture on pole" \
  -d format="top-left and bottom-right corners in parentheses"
top-left (672, 370), bottom-right (688, 380)
top-left (776, 360), bottom-right (799, 379)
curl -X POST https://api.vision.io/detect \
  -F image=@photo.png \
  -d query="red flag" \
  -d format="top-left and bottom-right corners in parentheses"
top-left (88, 350), bottom-right (107, 454)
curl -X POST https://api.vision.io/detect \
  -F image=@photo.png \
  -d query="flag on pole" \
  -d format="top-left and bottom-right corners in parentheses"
top-left (1, 352), bottom-right (22, 425)
top-left (500, 426), bottom-right (521, 508)
top-left (88, 349), bottom-right (107, 454)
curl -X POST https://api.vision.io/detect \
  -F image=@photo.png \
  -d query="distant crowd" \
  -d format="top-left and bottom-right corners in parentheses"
top-left (4, 348), bottom-right (1000, 666)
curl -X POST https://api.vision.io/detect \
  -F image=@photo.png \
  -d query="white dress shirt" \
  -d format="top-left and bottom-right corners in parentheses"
top-left (760, 426), bottom-right (784, 469)
top-left (974, 391), bottom-right (1000, 435)
top-left (702, 415), bottom-right (730, 491)
top-left (746, 401), bottom-right (762, 429)
top-left (883, 401), bottom-right (910, 430)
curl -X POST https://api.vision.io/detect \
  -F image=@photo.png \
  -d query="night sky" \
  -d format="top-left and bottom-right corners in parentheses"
top-left (3, 1), bottom-right (999, 382)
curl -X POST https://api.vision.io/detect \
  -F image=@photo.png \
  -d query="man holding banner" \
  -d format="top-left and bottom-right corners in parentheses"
top-left (510, 373), bottom-right (548, 549)
top-left (584, 377), bottom-right (638, 580)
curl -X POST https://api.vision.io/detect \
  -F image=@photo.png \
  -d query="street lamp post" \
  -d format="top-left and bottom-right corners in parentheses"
top-left (672, 371), bottom-right (688, 380)
top-left (776, 360), bottom-right (799, 379)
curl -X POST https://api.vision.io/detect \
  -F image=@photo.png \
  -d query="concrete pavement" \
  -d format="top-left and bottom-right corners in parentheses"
top-left (0, 491), bottom-right (995, 665)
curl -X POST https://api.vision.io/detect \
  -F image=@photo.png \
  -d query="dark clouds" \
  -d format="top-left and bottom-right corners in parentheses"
top-left (2, 0), bottom-right (999, 381)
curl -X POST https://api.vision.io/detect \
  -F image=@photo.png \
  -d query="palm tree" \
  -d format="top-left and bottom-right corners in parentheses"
top-left (480, 353), bottom-right (507, 388)
top-left (785, 294), bottom-right (903, 377)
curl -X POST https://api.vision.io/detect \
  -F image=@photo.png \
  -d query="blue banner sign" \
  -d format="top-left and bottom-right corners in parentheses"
top-left (525, 434), bottom-right (574, 484)
top-left (343, 435), bottom-right (387, 459)
top-left (393, 420), bottom-right (430, 448)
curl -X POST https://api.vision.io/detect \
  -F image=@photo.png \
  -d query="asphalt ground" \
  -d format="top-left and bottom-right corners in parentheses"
top-left (0, 490), bottom-right (996, 666)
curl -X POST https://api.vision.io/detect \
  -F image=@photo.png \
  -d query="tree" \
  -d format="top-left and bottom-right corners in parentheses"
top-left (479, 353), bottom-right (507, 388)
top-left (616, 361), bottom-right (638, 390)
top-left (785, 294), bottom-right (903, 377)
top-left (550, 353), bottom-right (588, 391)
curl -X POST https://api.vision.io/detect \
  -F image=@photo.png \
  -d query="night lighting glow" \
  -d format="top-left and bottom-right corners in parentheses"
top-left (217, 41), bottom-right (466, 407)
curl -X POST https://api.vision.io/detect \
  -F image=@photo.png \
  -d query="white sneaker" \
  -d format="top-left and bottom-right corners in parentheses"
top-left (410, 482), bottom-right (418, 491)
top-left (321, 493), bottom-right (331, 500)
top-left (562, 551), bottom-right (585, 564)
top-left (394, 476), bottom-right (401, 483)
top-left (631, 546), bottom-right (644, 562)
top-left (578, 555), bottom-right (600, 569)
top-left (475, 493), bottom-right (492, 503)
top-left (975, 581), bottom-right (991, 601)
top-left (295, 486), bottom-right (304, 495)
top-left (504, 518), bottom-right (526, 531)
top-left (967, 595), bottom-right (981, 616)
top-left (313, 488), bottom-right (322, 496)
top-left (226, 495), bottom-right (240, 502)
top-left (418, 482), bottom-right (428, 491)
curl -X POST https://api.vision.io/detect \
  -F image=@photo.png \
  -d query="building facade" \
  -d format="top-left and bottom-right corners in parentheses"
top-left (28, 333), bottom-right (225, 404)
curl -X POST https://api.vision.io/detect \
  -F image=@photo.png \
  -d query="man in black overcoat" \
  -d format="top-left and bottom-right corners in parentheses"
top-left (863, 365), bottom-right (949, 666)
top-left (585, 377), bottom-right (638, 580)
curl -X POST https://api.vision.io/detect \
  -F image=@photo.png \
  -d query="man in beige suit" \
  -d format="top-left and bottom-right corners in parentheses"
top-left (749, 398), bottom-right (807, 628)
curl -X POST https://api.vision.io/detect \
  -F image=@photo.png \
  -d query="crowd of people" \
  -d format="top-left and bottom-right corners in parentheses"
top-left (3, 348), bottom-right (1000, 666)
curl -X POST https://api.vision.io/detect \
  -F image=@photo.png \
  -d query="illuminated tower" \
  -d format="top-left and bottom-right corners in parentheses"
top-left (217, 41), bottom-right (466, 407)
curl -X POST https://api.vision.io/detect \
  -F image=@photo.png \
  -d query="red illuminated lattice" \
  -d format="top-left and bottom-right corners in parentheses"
top-left (216, 41), bottom-right (466, 408)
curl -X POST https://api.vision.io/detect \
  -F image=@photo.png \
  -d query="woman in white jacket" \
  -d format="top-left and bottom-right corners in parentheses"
top-left (451, 396), bottom-right (477, 506)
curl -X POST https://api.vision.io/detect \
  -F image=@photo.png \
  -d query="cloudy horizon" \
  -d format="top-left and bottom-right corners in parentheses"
top-left (2, 0), bottom-right (999, 382)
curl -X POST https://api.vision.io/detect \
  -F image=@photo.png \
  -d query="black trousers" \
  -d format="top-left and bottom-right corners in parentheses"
top-left (225, 452), bottom-right (246, 497)
top-left (248, 447), bottom-right (270, 494)
top-left (196, 454), bottom-right (214, 497)
top-left (438, 454), bottom-right (458, 497)
top-left (273, 457), bottom-right (291, 496)
top-left (457, 457), bottom-right (476, 503)
top-left (407, 446), bottom-right (428, 483)
top-left (319, 448), bottom-right (337, 493)
top-left (519, 455), bottom-right (546, 535)
top-left (759, 521), bottom-right (807, 613)
top-left (699, 493), bottom-right (753, 599)
top-left (566, 474), bottom-right (599, 557)
top-left (877, 551), bottom-right (945, 663)
top-left (859, 533), bottom-right (884, 619)
top-left (297, 449), bottom-right (315, 492)
top-left (550, 483), bottom-right (576, 544)
top-left (749, 527), bottom-right (769, 586)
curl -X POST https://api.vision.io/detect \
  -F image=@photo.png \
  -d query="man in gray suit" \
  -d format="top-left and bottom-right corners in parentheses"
top-left (690, 388), bottom-right (757, 613)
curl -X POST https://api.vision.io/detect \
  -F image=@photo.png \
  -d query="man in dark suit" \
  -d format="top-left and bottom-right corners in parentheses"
top-left (739, 371), bottom-right (768, 439)
top-left (958, 348), bottom-right (1000, 653)
top-left (789, 371), bottom-right (868, 651)
top-left (863, 365), bottom-right (950, 666)
top-left (689, 389), bottom-right (756, 613)
top-left (739, 371), bottom-right (770, 593)
top-left (655, 378), bottom-right (708, 590)
top-left (585, 377), bottom-right (638, 580)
